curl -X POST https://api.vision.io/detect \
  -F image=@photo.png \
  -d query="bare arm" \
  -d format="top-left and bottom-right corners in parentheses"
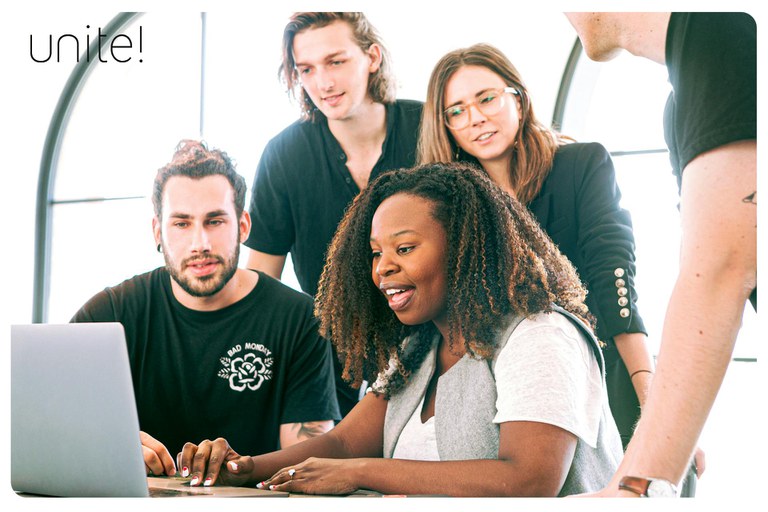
top-left (246, 249), bottom-right (286, 280)
top-left (613, 332), bottom-right (654, 407)
top-left (181, 391), bottom-right (387, 487)
top-left (607, 140), bottom-right (756, 494)
top-left (185, 390), bottom-right (577, 496)
top-left (264, 420), bottom-right (577, 497)
top-left (279, 420), bottom-right (335, 448)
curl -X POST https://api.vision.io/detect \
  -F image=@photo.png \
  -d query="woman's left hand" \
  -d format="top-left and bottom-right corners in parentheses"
top-left (257, 457), bottom-right (363, 495)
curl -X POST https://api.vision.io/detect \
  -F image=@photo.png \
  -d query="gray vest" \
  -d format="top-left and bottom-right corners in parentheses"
top-left (382, 306), bottom-right (623, 496)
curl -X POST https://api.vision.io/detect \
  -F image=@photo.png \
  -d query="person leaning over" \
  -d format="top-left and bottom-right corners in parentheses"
top-left (177, 162), bottom-right (623, 496)
top-left (565, 12), bottom-right (756, 497)
top-left (418, 42), bottom-right (654, 451)
top-left (71, 140), bottom-right (340, 480)
top-left (244, 12), bottom-right (423, 417)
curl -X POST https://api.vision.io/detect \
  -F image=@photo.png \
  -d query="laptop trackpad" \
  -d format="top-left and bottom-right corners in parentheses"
top-left (147, 476), bottom-right (289, 497)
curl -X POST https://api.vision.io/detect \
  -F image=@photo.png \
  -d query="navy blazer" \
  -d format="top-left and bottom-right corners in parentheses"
top-left (527, 142), bottom-right (646, 446)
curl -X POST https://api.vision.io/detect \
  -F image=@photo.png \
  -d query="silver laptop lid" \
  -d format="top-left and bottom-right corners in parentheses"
top-left (11, 323), bottom-right (149, 497)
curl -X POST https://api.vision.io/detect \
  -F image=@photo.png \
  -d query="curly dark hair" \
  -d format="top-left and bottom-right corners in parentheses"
top-left (152, 139), bottom-right (246, 220)
top-left (314, 162), bottom-right (593, 396)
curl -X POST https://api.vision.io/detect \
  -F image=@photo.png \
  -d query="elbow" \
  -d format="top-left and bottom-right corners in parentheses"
top-left (679, 236), bottom-right (756, 304)
top-left (488, 461), bottom-right (568, 497)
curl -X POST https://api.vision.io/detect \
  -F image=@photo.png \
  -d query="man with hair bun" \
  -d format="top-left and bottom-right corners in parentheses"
top-left (72, 140), bottom-right (339, 481)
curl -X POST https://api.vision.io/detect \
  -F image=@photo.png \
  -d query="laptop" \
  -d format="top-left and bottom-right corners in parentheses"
top-left (10, 322), bottom-right (286, 497)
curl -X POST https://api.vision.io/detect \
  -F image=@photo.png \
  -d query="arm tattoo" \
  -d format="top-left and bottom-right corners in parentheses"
top-left (291, 420), bottom-right (331, 440)
top-left (742, 191), bottom-right (757, 205)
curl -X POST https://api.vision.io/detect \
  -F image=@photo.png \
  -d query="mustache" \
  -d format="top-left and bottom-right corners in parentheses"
top-left (181, 254), bottom-right (225, 268)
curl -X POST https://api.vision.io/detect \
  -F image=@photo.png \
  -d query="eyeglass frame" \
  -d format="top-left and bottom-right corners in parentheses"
top-left (443, 87), bottom-right (519, 130)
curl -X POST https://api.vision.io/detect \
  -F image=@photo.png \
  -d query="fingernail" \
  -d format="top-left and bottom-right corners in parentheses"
top-left (256, 481), bottom-right (265, 489)
top-left (269, 485), bottom-right (276, 490)
top-left (182, 467), bottom-right (189, 478)
top-left (190, 476), bottom-right (199, 486)
top-left (228, 461), bottom-right (238, 472)
top-left (204, 477), bottom-right (212, 487)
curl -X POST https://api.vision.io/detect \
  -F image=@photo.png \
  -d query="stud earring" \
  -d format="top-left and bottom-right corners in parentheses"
top-left (157, 244), bottom-right (163, 253)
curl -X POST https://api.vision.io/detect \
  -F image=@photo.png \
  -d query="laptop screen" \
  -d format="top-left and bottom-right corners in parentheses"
top-left (11, 323), bottom-right (150, 497)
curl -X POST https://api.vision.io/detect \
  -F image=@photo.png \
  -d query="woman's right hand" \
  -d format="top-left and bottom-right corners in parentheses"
top-left (178, 437), bottom-right (255, 487)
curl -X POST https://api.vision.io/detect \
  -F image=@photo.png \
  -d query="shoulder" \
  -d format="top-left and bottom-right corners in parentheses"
top-left (669, 13), bottom-right (754, 66)
top-left (553, 141), bottom-right (610, 166)
top-left (256, 119), bottom-right (326, 182)
top-left (262, 118), bottom-right (325, 157)
top-left (511, 311), bottom-right (584, 342)
top-left (550, 142), bottom-right (615, 185)
top-left (391, 99), bottom-right (424, 123)
top-left (501, 311), bottom-right (596, 367)
top-left (252, 271), bottom-right (316, 316)
top-left (393, 99), bottom-right (423, 111)
top-left (73, 268), bottom-right (165, 321)
top-left (104, 267), bottom-right (165, 299)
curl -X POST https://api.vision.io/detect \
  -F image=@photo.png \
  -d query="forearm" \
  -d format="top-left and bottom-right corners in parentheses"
top-left (246, 249), bottom-right (286, 279)
top-left (246, 430), bottom-right (354, 484)
top-left (247, 394), bottom-right (387, 485)
top-left (615, 267), bottom-right (752, 487)
top-left (280, 420), bottom-right (335, 448)
top-left (354, 458), bottom-right (562, 497)
top-left (613, 332), bottom-right (654, 407)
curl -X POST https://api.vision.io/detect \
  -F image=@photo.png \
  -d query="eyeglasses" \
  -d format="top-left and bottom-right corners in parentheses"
top-left (443, 87), bottom-right (519, 130)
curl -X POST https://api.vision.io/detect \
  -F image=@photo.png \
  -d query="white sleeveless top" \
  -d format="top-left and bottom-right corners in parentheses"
top-left (391, 397), bottom-right (440, 461)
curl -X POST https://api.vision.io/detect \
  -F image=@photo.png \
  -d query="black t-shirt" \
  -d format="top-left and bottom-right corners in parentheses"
top-left (245, 99), bottom-right (423, 297)
top-left (71, 269), bottom-right (340, 456)
top-left (663, 12), bottom-right (756, 190)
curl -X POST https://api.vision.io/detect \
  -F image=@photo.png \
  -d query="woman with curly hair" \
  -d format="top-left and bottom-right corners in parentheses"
top-left (178, 162), bottom-right (623, 497)
top-left (419, 43), bottom-right (654, 449)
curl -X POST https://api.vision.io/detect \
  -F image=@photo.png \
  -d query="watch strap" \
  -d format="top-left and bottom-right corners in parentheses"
top-left (618, 476), bottom-right (650, 496)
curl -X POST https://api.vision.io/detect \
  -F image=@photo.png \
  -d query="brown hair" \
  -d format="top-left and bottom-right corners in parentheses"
top-left (314, 162), bottom-right (592, 396)
top-left (417, 43), bottom-right (569, 205)
top-left (280, 12), bottom-right (397, 121)
top-left (152, 140), bottom-right (246, 219)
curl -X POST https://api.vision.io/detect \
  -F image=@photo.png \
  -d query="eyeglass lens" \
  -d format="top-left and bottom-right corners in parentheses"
top-left (444, 89), bottom-right (507, 129)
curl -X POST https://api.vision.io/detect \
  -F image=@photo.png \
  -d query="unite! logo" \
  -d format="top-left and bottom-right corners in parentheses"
top-left (29, 24), bottom-right (144, 64)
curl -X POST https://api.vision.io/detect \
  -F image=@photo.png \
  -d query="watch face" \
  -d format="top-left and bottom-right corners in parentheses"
top-left (647, 479), bottom-right (677, 497)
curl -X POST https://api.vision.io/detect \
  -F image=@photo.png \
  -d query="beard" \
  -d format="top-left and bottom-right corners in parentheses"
top-left (163, 243), bottom-right (240, 298)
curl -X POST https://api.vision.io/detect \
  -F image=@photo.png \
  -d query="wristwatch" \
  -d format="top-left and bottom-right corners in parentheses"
top-left (618, 476), bottom-right (678, 497)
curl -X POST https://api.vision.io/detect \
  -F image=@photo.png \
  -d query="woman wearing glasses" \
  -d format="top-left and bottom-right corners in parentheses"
top-left (418, 43), bottom-right (653, 450)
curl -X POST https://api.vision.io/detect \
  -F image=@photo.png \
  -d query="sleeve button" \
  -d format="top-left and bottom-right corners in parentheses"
top-left (614, 268), bottom-right (625, 278)
top-left (617, 287), bottom-right (628, 297)
top-left (615, 278), bottom-right (625, 288)
top-left (618, 297), bottom-right (629, 307)
top-left (619, 308), bottom-right (630, 318)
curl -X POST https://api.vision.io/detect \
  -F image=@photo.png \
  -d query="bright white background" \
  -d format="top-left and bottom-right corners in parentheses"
top-left (2, 1), bottom-right (765, 510)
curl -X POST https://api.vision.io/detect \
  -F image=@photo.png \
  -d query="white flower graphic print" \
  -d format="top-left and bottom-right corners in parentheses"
top-left (218, 342), bottom-right (274, 392)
